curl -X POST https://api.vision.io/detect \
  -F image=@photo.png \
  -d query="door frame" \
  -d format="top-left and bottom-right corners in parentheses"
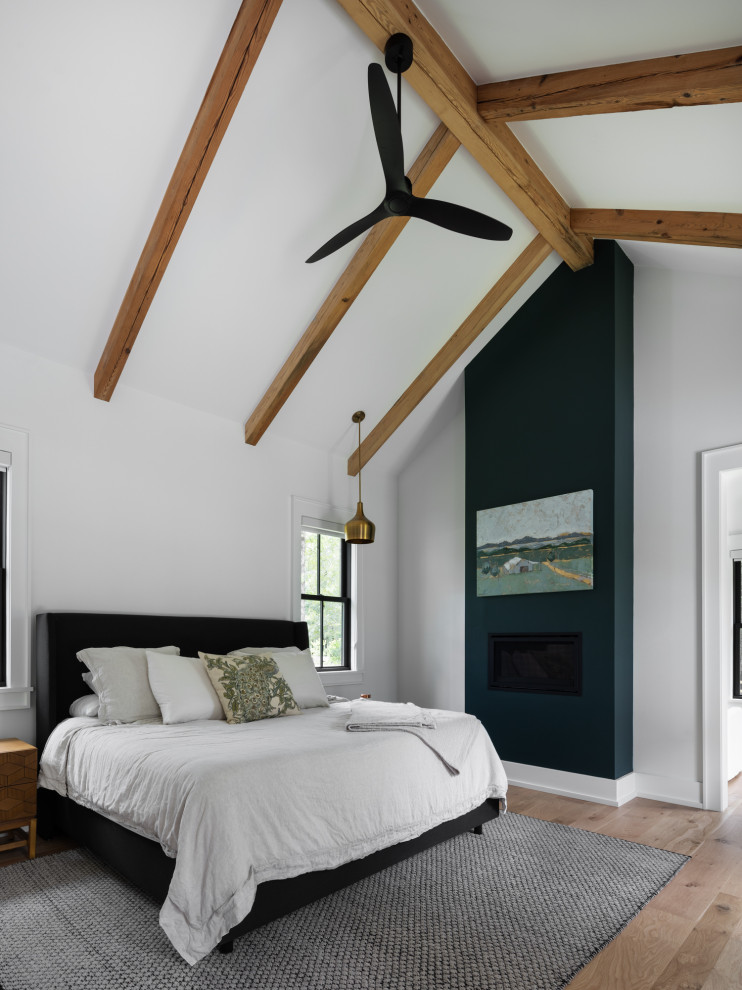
top-left (701, 442), bottom-right (742, 811)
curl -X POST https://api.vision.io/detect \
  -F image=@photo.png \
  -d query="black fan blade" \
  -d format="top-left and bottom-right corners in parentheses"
top-left (306, 203), bottom-right (390, 263)
top-left (367, 63), bottom-right (405, 192)
top-left (407, 196), bottom-right (513, 241)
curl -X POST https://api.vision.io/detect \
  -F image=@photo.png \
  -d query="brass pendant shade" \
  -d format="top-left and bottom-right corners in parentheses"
top-left (345, 501), bottom-right (376, 544)
top-left (345, 411), bottom-right (375, 545)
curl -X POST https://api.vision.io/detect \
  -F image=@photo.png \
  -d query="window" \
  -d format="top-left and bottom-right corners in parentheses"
top-left (734, 560), bottom-right (742, 699)
top-left (0, 425), bottom-right (30, 710)
top-left (291, 496), bottom-right (364, 686)
top-left (300, 523), bottom-right (350, 669)
top-left (0, 465), bottom-right (6, 687)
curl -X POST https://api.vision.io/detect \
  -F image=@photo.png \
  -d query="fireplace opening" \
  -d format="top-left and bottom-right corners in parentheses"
top-left (488, 632), bottom-right (582, 696)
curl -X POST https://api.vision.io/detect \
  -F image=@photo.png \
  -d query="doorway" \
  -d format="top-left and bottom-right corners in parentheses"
top-left (701, 442), bottom-right (742, 811)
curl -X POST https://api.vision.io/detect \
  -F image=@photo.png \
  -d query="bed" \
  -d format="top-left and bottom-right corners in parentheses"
top-left (35, 611), bottom-right (507, 964)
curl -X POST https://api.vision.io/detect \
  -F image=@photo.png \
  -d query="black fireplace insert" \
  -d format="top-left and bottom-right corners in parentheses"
top-left (488, 632), bottom-right (582, 696)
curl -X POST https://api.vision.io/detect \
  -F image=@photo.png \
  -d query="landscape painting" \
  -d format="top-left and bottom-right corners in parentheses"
top-left (476, 490), bottom-right (594, 597)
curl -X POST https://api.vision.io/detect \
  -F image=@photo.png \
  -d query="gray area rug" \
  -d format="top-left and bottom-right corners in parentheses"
top-left (0, 813), bottom-right (687, 990)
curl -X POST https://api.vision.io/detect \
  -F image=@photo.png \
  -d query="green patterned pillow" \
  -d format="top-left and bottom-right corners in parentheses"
top-left (198, 652), bottom-right (302, 724)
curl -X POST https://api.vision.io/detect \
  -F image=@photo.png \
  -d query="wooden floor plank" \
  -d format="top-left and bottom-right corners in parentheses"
top-left (639, 808), bottom-right (722, 856)
top-left (515, 791), bottom-right (592, 825)
top-left (563, 800), bottom-right (625, 833)
top-left (567, 906), bottom-right (694, 990)
top-left (588, 805), bottom-right (659, 844)
top-left (650, 894), bottom-right (742, 990)
top-left (702, 933), bottom-right (742, 989)
top-left (639, 851), bottom-right (731, 922)
top-left (719, 858), bottom-right (742, 900)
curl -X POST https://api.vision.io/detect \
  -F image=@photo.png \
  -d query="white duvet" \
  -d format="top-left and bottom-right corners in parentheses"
top-left (39, 703), bottom-right (508, 964)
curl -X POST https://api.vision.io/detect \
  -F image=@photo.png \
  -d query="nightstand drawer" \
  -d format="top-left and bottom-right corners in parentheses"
top-left (0, 739), bottom-right (37, 824)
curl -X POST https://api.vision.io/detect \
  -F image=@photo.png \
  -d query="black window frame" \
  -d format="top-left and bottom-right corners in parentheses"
top-left (734, 560), bottom-right (742, 700)
top-left (300, 528), bottom-right (351, 671)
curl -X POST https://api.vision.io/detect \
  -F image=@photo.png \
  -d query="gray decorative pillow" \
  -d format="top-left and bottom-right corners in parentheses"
top-left (199, 652), bottom-right (301, 724)
top-left (77, 645), bottom-right (180, 724)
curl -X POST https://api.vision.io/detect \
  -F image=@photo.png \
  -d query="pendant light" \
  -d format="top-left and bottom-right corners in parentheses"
top-left (345, 411), bottom-right (375, 545)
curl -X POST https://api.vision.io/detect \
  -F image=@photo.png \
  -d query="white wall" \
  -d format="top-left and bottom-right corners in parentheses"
top-left (0, 342), bottom-right (398, 745)
top-left (398, 389), bottom-right (466, 712)
top-left (633, 267), bottom-right (742, 793)
top-left (397, 263), bottom-right (742, 804)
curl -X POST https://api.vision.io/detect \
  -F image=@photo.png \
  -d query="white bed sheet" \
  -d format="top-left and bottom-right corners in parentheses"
top-left (39, 703), bottom-right (508, 965)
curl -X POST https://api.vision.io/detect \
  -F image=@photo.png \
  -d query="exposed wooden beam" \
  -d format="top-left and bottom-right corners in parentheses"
top-left (94, 0), bottom-right (284, 402)
top-left (334, 0), bottom-right (593, 272)
top-left (347, 234), bottom-right (553, 475)
top-left (477, 46), bottom-right (742, 122)
top-left (244, 124), bottom-right (460, 445)
top-left (570, 209), bottom-right (742, 248)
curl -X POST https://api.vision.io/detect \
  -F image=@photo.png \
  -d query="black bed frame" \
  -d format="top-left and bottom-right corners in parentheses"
top-left (35, 611), bottom-right (500, 953)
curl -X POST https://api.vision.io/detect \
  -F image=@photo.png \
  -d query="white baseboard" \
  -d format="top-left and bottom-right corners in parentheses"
top-left (503, 761), bottom-right (703, 809)
top-left (502, 761), bottom-right (631, 806)
top-left (629, 772), bottom-right (703, 809)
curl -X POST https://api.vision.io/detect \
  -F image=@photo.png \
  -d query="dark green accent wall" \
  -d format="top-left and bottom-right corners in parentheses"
top-left (465, 240), bottom-right (634, 780)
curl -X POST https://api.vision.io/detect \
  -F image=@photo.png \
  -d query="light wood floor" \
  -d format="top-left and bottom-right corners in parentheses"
top-left (508, 774), bottom-right (742, 990)
top-left (0, 826), bottom-right (76, 867)
top-left (2, 781), bottom-right (741, 988)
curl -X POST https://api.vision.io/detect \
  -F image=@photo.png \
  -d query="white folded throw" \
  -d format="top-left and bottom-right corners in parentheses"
top-left (346, 700), bottom-right (480, 776)
top-left (347, 700), bottom-right (436, 730)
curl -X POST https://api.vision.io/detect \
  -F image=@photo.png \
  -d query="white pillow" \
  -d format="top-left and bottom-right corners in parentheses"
top-left (146, 652), bottom-right (224, 724)
top-left (69, 694), bottom-right (99, 717)
top-left (275, 651), bottom-right (329, 709)
top-left (81, 671), bottom-right (96, 693)
top-left (229, 648), bottom-right (328, 709)
top-left (77, 645), bottom-right (180, 725)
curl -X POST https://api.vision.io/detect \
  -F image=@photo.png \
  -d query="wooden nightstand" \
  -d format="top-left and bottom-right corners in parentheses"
top-left (0, 738), bottom-right (37, 859)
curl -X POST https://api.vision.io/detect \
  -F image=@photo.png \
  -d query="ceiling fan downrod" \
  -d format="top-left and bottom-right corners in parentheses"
top-left (384, 33), bottom-right (413, 125)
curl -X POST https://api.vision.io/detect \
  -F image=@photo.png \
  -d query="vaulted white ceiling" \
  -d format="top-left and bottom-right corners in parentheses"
top-left (1, 0), bottom-right (740, 472)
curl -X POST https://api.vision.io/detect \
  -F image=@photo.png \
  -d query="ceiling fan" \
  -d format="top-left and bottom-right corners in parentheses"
top-left (306, 33), bottom-right (513, 264)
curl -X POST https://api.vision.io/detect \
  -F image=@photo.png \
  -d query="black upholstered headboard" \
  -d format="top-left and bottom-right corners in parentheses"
top-left (35, 612), bottom-right (309, 753)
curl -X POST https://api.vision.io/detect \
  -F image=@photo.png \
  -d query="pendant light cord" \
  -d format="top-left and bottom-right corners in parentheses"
top-left (397, 70), bottom-right (402, 127)
top-left (357, 418), bottom-right (362, 502)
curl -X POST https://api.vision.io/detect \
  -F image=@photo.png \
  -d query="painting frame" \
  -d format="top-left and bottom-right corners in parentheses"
top-left (476, 490), bottom-right (594, 597)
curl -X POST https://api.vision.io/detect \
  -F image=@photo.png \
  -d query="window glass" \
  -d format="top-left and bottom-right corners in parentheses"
top-left (319, 533), bottom-right (342, 597)
top-left (321, 601), bottom-right (344, 667)
top-left (301, 531), bottom-right (318, 596)
top-left (301, 598), bottom-right (321, 660)
top-left (0, 428), bottom-right (30, 708)
top-left (300, 523), bottom-right (350, 670)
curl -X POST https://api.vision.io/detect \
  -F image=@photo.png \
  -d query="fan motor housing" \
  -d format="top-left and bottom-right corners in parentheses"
top-left (384, 33), bottom-right (413, 74)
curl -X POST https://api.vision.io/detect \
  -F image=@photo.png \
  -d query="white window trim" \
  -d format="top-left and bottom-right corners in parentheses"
top-left (0, 425), bottom-right (31, 710)
top-left (728, 542), bottom-right (742, 707)
top-left (291, 496), bottom-right (364, 688)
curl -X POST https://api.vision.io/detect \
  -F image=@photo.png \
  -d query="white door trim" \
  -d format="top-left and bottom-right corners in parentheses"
top-left (701, 442), bottom-right (742, 811)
